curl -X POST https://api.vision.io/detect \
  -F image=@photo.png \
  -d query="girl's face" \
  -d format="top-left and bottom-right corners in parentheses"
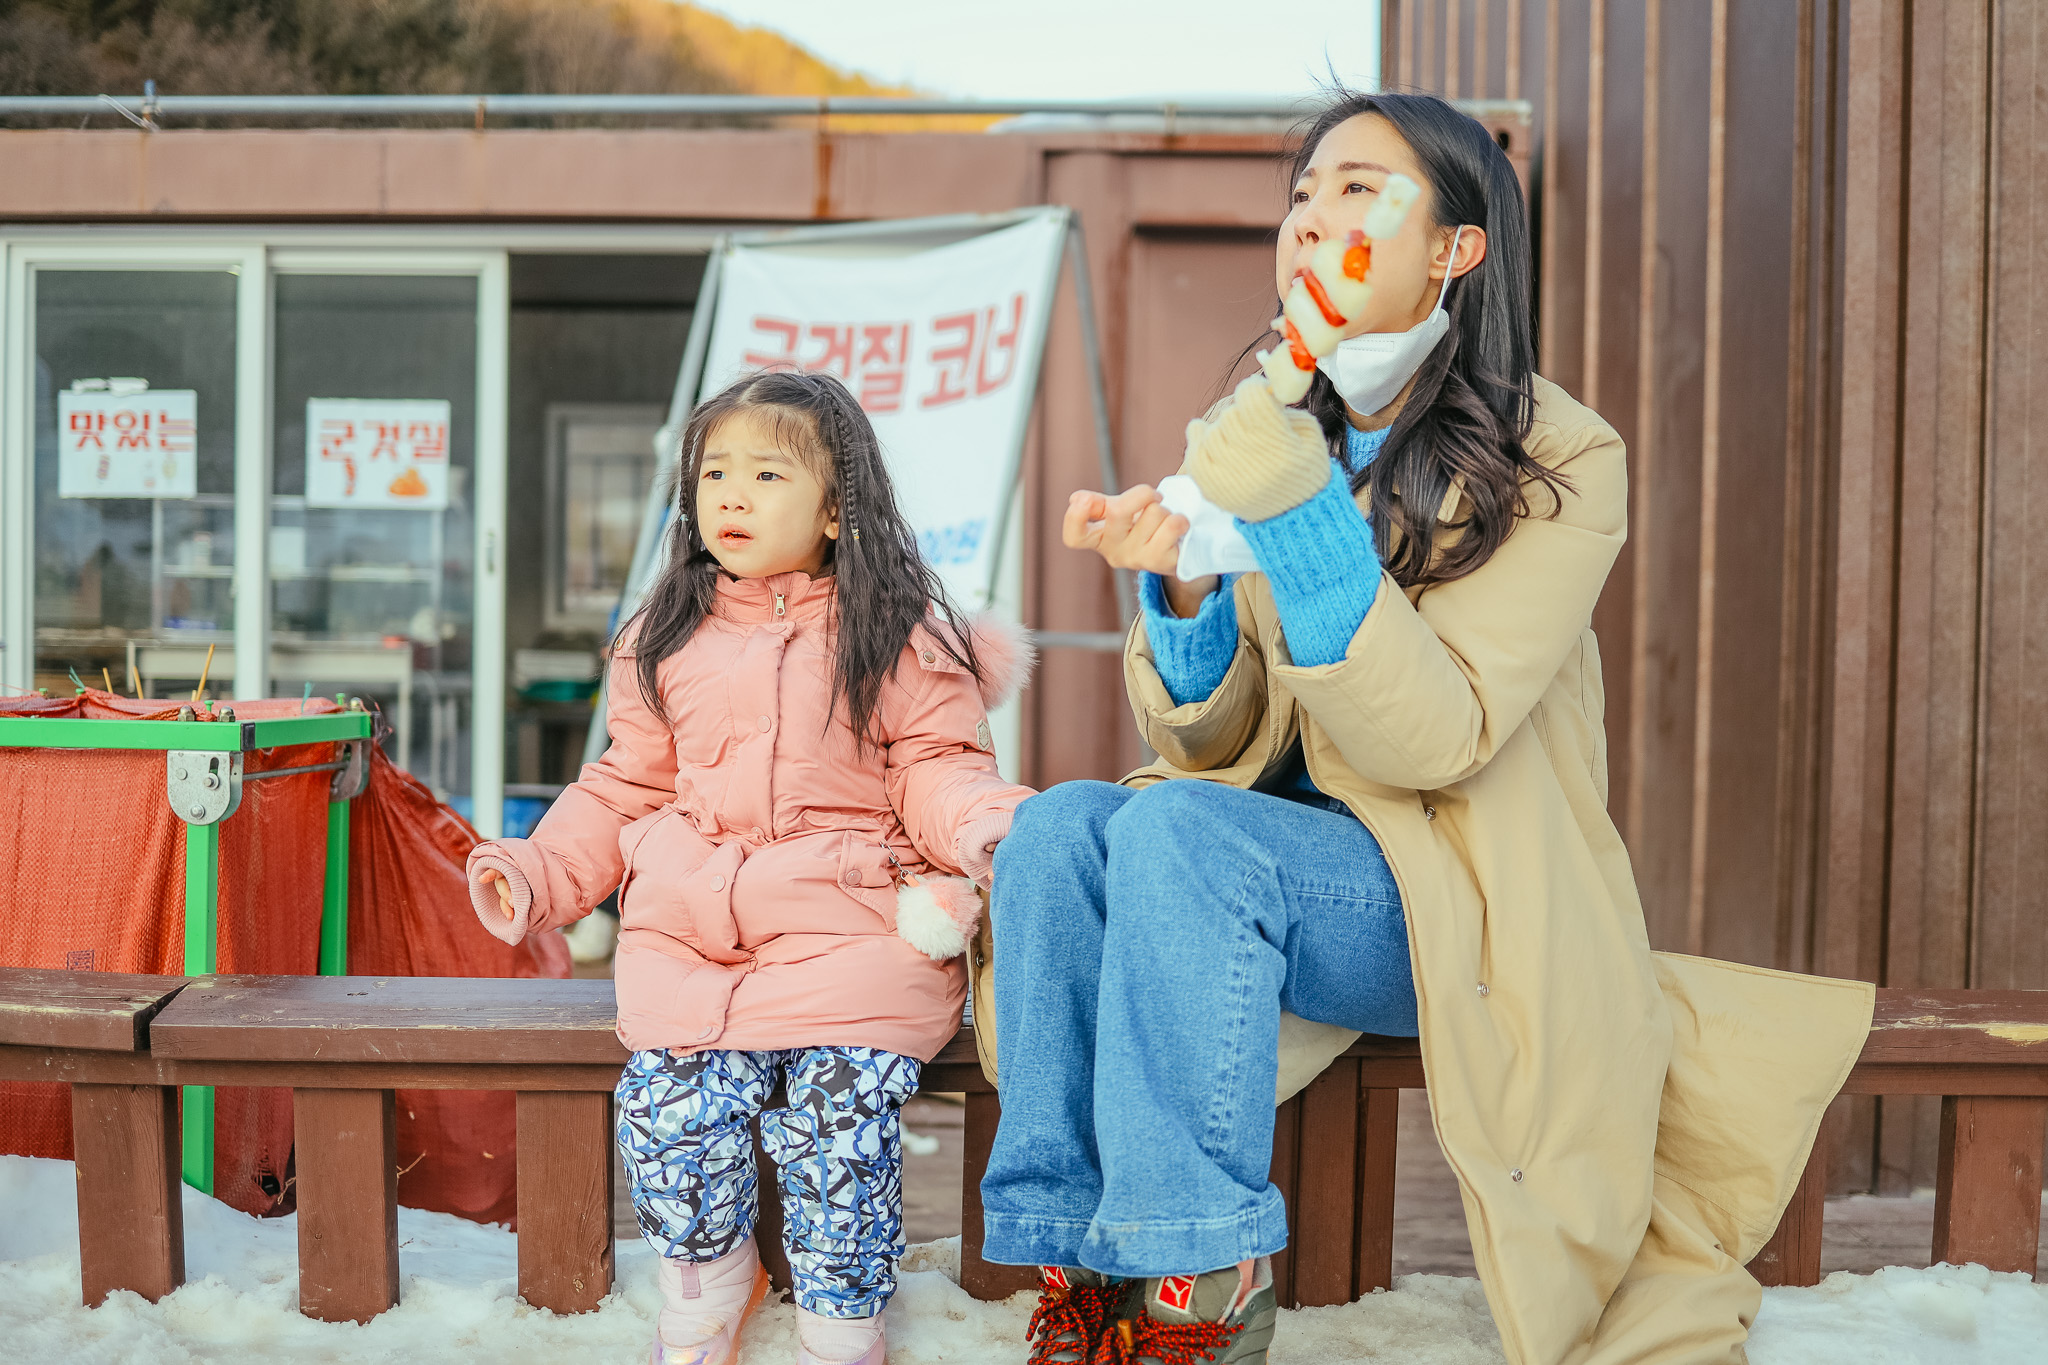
top-left (1278, 112), bottom-right (1479, 339)
top-left (697, 407), bottom-right (839, 579)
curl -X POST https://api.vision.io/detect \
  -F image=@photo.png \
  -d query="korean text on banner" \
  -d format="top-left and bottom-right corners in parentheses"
top-left (698, 214), bottom-right (1065, 606)
top-left (58, 388), bottom-right (198, 499)
top-left (305, 398), bottom-right (453, 511)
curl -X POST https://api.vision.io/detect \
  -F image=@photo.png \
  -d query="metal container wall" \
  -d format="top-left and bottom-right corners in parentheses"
top-left (1385, 0), bottom-right (2048, 1191)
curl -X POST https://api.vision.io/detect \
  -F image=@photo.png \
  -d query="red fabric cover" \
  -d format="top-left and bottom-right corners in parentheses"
top-left (0, 693), bottom-right (568, 1226)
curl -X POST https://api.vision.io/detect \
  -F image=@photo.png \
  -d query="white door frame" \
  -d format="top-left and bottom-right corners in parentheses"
top-left (0, 236), bottom-right (511, 835)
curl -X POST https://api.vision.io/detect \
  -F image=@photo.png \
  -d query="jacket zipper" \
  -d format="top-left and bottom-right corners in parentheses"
top-left (774, 592), bottom-right (786, 617)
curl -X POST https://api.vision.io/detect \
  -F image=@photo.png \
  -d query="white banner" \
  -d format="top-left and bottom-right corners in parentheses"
top-left (698, 212), bottom-right (1066, 605)
top-left (58, 388), bottom-right (198, 499)
top-left (305, 398), bottom-right (453, 510)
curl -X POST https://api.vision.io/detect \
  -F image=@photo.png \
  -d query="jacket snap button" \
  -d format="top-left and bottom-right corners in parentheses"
top-left (757, 716), bottom-right (772, 732)
top-left (1476, 983), bottom-right (1490, 997)
top-left (920, 650), bottom-right (934, 663)
top-left (697, 1027), bottom-right (714, 1041)
top-left (843, 870), bottom-right (860, 887)
top-left (1510, 1168), bottom-right (1524, 1182)
top-left (709, 875), bottom-right (724, 892)
top-left (1424, 805), bottom-right (1436, 820)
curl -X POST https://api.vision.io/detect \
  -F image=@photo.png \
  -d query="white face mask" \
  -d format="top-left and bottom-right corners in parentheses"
top-left (1315, 225), bottom-right (1464, 417)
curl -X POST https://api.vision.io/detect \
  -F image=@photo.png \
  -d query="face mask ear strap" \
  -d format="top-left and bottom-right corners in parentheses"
top-left (1436, 225), bottom-right (1465, 314)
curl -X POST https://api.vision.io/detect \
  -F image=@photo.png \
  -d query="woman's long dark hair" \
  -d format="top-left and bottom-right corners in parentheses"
top-left (1274, 89), bottom-right (1567, 587)
top-left (623, 369), bottom-right (980, 750)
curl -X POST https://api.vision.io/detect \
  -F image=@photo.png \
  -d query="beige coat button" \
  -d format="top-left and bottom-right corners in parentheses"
top-left (1424, 805), bottom-right (1437, 820)
top-left (1477, 983), bottom-right (1490, 997)
top-left (1511, 1168), bottom-right (1524, 1183)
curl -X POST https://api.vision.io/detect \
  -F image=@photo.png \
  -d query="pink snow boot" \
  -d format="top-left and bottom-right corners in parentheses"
top-left (796, 1303), bottom-right (888, 1364)
top-left (651, 1240), bottom-right (772, 1365)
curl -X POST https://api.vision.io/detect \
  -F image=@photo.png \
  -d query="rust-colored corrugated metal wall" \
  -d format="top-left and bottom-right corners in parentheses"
top-left (1386, 0), bottom-right (2048, 1191)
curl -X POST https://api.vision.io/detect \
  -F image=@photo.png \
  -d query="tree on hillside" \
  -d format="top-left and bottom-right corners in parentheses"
top-left (0, 0), bottom-right (734, 101)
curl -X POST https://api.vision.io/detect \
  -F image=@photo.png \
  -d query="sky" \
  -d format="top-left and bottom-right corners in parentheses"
top-left (688, 1), bottom-right (1382, 102)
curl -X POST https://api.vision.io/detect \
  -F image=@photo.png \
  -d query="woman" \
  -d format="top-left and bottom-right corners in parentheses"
top-left (979, 91), bottom-right (1874, 1365)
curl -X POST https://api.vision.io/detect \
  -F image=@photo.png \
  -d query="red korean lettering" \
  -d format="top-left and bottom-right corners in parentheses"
top-left (743, 316), bottom-right (803, 369)
top-left (405, 421), bottom-right (449, 462)
top-left (856, 322), bottom-right (911, 413)
top-left (113, 408), bottom-right (152, 451)
top-left (806, 323), bottom-right (855, 377)
top-left (921, 310), bottom-right (980, 409)
top-left (157, 414), bottom-right (196, 455)
top-left (366, 422), bottom-right (403, 461)
top-left (975, 294), bottom-right (1026, 396)
top-left (68, 410), bottom-right (106, 450)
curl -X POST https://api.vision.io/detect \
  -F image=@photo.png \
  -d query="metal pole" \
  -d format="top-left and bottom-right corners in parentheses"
top-left (1062, 217), bottom-right (1134, 632)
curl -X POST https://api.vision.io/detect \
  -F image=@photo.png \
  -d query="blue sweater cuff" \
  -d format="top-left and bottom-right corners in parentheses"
top-left (1138, 572), bottom-right (1239, 706)
top-left (1237, 464), bottom-right (1381, 669)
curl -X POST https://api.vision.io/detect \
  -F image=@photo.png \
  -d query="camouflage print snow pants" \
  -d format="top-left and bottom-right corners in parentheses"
top-left (616, 1045), bottom-right (921, 1318)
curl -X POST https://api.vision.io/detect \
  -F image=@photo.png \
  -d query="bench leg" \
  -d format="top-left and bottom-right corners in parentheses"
top-left (1269, 1094), bottom-right (1301, 1308)
top-left (516, 1091), bottom-right (616, 1312)
top-left (71, 1083), bottom-right (184, 1305)
top-left (1749, 1108), bottom-right (1833, 1287)
top-left (1933, 1095), bottom-right (2047, 1275)
top-left (1293, 1060), bottom-right (1361, 1307)
top-left (294, 1088), bottom-right (399, 1322)
top-left (960, 1090), bottom-right (1037, 1300)
top-left (1355, 1087), bottom-right (1400, 1295)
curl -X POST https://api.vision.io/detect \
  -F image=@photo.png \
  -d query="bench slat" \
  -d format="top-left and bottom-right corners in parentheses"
top-left (149, 975), bottom-right (631, 1066)
top-left (0, 968), bottom-right (187, 1051)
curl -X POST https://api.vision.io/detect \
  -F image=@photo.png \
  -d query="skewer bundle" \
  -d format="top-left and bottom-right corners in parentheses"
top-left (1256, 173), bottom-right (1423, 403)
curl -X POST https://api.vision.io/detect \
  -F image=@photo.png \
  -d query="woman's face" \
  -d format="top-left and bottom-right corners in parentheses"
top-left (1278, 113), bottom-right (1464, 338)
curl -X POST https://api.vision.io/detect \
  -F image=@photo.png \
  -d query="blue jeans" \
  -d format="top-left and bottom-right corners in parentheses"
top-left (980, 779), bottom-right (1416, 1278)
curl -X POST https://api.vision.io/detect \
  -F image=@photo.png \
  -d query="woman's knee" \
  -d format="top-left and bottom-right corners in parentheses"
top-left (1103, 778), bottom-right (1240, 852)
top-left (995, 780), bottom-right (1130, 877)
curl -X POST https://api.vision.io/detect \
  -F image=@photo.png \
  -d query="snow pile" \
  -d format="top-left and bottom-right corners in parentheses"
top-left (3, 1155), bottom-right (2045, 1362)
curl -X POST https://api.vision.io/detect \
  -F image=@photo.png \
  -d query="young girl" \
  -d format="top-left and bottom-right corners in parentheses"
top-left (468, 369), bottom-right (1032, 1365)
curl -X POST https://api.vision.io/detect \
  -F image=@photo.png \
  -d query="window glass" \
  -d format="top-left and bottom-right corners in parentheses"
top-left (31, 269), bottom-right (237, 698)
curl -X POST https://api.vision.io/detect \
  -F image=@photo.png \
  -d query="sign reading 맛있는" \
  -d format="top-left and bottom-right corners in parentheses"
top-left (305, 398), bottom-right (453, 510)
top-left (58, 387), bottom-right (198, 499)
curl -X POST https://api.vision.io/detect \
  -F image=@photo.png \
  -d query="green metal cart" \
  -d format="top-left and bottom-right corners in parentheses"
top-left (0, 703), bottom-right (375, 1191)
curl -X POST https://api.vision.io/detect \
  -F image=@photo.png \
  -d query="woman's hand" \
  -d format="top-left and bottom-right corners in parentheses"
top-left (1063, 486), bottom-right (1220, 617)
top-left (477, 867), bottom-right (515, 920)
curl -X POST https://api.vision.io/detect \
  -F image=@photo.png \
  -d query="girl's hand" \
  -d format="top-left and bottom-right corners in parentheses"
top-left (1063, 486), bottom-right (1220, 617)
top-left (478, 867), bottom-right (515, 920)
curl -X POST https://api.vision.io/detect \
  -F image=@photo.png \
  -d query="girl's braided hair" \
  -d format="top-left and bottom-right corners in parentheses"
top-left (622, 369), bottom-right (981, 751)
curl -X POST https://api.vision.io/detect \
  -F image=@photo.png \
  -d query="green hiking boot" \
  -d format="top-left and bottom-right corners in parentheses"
top-left (1025, 1265), bottom-right (1126, 1364)
top-left (1108, 1258), bottom-right (1277, 1364)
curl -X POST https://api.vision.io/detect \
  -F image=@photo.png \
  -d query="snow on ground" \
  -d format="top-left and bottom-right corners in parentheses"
top-left (3, 1155), bottom-right (2044, 1362)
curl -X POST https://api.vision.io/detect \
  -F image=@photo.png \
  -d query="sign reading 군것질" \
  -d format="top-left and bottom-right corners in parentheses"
top-left (304, 398), bottom-right (453, 511)
top-left (58, 387), bottom-right (199, 499)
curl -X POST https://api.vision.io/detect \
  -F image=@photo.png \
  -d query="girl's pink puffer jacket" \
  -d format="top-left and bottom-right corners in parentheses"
top-left (466, 570), bottom-right (1033, 1061)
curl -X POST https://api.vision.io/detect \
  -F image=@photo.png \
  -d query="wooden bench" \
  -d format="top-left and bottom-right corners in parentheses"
top-left (5, 970), bottom-right (2043, 1322)
top-left (0, 967), bottom-right (190, 1307)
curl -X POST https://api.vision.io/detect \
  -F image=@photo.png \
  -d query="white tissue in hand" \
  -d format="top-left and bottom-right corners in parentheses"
top-left (1159, 474), bottom-right (1260, 582)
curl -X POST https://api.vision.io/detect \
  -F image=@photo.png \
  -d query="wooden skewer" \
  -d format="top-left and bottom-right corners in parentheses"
top-left (102, 667), bottom-right (113, 695)
top-left (193, 642), bottom-right (216, 705)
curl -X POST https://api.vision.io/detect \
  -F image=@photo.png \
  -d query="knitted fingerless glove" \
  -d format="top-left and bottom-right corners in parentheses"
top-left (1182, 374), bottom-right (1333, 522)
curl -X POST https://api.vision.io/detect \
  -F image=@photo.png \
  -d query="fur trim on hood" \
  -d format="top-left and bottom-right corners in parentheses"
top-left (961, 612), bottom-right (1036, 709)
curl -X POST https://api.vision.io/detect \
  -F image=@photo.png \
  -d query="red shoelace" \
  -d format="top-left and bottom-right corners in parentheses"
top-left (1025, 1282), bottom-right (1125, 1364)
top-left (1092, 1312), bottom-right (1243, 1365)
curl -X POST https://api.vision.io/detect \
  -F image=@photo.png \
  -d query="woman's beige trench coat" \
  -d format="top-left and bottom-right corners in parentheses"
top-left (1115, 376), bottom-right (1874, 1365)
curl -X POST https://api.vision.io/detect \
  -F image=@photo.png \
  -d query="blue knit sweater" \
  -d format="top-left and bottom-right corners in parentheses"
top-left (1142, 423), bottom-right (1386, 701)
